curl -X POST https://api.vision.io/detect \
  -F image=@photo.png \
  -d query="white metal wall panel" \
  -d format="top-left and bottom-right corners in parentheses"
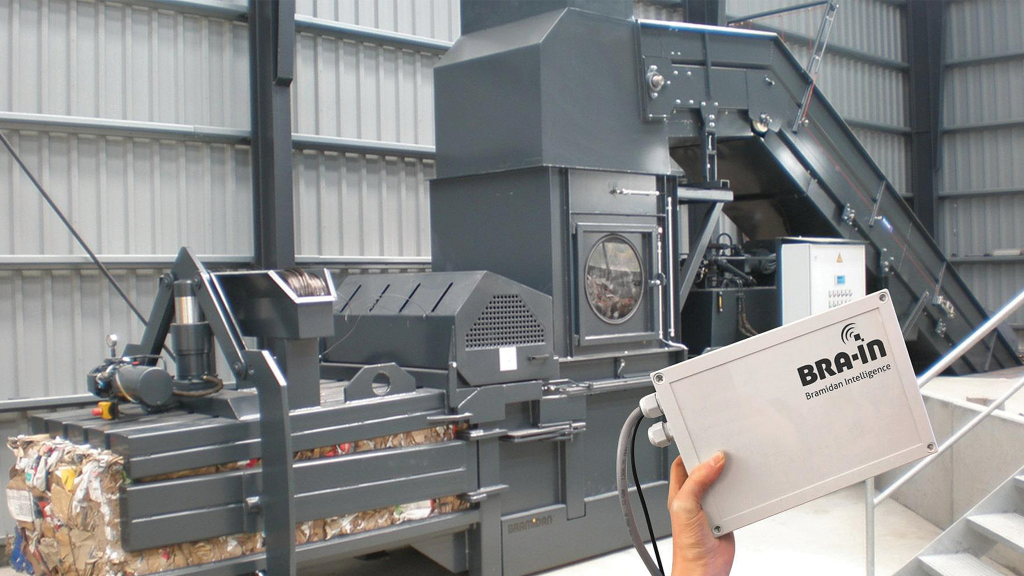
top-left (0, 0), bottom-right (250, 128)
top-left (293, 150), bottom-right (432, 257)
top-left (940, 127), bottom-right (1024, 256)
top-left (292, 30), bottom-right (437, 145)
top-left (780, 12), bottom-right (910, 197)
top-left (945, 0), bottom-right (1024, 61)
top-left (851, 127), bottom-right (910, 198)
top-left (1, 130), bottom-right (437, 259)
top-left (784, 48), bottom-right (909, 129)
top-left (956, 262), bottom-right (1024, 342)
top-left (938, 0), bottom-right (1024, 342)
top-left (728, 0), bottom-right (906, 61)
top-left (295, 0), bottom-right (460, 42)
top-left (941, 191), bottom-right (1024, 258)
top-left (943, 60), bottom-right (1024, 128)
top-left (1, 130), bottom-right (254, 256)
top-left (0, 269), bottom-right (159, 397)
top-left (634, 1), bottom-right (687, 21)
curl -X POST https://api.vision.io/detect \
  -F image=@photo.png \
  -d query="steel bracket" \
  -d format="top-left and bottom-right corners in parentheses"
top-left (501, 421), bottom-right (586, 443)
top-left (344, 363), bottom-right (416, 402)
top-left (901, 290), bottom-right (931, 338)
top-left (869, 181), bottom-right (889, 230)
top-left (242, 467), bottom-right (264, 534)
top-left (841, 203), bottom-right (856, 226)
top-left (640, 56), bottom-right (672, 120)
top-left (700, 101), bottom-right (721, 185)
top-left (461, 484), bottom-right (510, 504)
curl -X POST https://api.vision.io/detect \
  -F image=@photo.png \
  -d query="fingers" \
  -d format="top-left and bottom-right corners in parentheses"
top-left (668, 456), bottom-right (688, 505)
top-left (678, 451), bottom-right (726, 506)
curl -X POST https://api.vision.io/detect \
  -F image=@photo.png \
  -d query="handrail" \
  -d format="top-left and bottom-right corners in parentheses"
top-left (865, 286), bottom-right (1024, 575)
top-left (916, 288), bottom-right (1024, 388)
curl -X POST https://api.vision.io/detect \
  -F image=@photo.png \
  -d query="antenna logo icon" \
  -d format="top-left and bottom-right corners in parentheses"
top-left (840, 323), bottom-right (862, 345)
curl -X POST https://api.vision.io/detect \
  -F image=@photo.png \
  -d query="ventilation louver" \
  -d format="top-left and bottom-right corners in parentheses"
top-left (465, 294), bottom-right (545, 350)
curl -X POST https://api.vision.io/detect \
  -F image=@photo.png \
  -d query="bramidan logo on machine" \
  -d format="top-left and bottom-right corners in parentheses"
top-left (797, 323), bottom-right (892, 400)
top-left (507, 514), bottom-right (553, 535)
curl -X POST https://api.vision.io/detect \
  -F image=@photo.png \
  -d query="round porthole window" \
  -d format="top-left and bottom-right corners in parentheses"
top-left (584, 235), bottom-right (644, 324)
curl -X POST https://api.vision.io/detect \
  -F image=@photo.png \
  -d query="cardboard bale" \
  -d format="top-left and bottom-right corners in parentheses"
top-left (7, 424), bottom-right (469, 575)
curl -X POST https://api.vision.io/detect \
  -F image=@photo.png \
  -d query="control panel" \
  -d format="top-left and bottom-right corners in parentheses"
top-left (780, 241), bottom-right (866, 325)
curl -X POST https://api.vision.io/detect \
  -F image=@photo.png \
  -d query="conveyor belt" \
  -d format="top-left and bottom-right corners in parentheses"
top-left (638, 19), bottom-right (1020, 373)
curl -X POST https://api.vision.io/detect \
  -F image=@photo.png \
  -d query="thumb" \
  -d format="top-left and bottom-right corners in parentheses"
top-left (678, 451), bottom-right (726, 506)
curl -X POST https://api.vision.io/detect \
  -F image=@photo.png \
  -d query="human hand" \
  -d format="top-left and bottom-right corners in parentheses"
top-left (668, 453), bottom-right (735, 576)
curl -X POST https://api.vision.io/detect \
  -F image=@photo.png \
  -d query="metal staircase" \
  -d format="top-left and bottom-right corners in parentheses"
top-left (895, 466), bottom-right (1024, 576)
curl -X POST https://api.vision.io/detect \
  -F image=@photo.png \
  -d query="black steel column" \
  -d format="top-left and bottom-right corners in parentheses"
top-left (250, 0), bottom-right (296, 269)
top-left (248, 2), bottom-right (299, 575)
top-left (907, 0), bottom-right (944, 236)
top-left (249, 0), bottom-right (319, 410)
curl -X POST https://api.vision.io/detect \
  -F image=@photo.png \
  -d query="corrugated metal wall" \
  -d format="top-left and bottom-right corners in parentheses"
top-left (940, 0), bottom-right (1024, 341)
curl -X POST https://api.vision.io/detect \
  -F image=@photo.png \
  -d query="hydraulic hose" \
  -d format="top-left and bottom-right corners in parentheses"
top-left (617, 406), bottom-right (663, 576)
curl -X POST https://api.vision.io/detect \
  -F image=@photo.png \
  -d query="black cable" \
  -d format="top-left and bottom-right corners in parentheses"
top-left (631, 416), bottom-right (665, 575)
top-left (737, 293), bottom-right (760, 338)
top-left (0, 128), bottom-right (149, 327)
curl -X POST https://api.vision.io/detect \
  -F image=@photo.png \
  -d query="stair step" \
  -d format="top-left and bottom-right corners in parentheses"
top-left (968, 513), bottom-right (1024, 554)
top-left (919, 554), bottom-right (1004, 576)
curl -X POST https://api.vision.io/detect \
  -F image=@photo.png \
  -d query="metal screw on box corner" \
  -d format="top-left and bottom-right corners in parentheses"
top-left (653, 373), bottom-right (664, 383)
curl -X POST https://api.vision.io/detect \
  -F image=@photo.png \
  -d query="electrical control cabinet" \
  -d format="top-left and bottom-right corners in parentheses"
top-left (781, 240), bottom-right (866, 325)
